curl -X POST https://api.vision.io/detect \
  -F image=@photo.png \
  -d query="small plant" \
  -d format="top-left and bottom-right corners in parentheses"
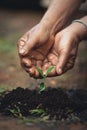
top-left (9, 106), bottom-right (23, 118)
top-left (37, 66), bottom-right (55, 92)
top-left (30, 108), bottom-right (47, 116)
top-left (0, 87), bottom-right (7, 97)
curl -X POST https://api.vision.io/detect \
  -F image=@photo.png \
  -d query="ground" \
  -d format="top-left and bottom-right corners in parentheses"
top-left (0, 9), bottom-right (87, 130)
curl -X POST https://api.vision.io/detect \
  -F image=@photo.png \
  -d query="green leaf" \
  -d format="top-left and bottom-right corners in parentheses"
top-left (9, 109), bottom-right (18, 117)
top-left (30, 108), bottom-right (45, 115)
top-left (45, 66), bottom-right (55, 77)
top-left (36, 67), bottom-right (44, 77)
top-left (40, 82), bottom-right (46, 92)
top-left (0, 87), bottom-right (7, 96)
top-left (9, 107), bottom-right (22, 118)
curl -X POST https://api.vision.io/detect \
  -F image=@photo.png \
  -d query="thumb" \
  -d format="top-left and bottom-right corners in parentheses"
top-left (56, 49), bottom-right (69, 75)
top-left (19, 36), bottom-right (38, 56)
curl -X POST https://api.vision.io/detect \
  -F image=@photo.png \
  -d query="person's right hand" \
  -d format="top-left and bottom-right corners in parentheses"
top-left (41, 21), bottom-right (87, 77)
top-left (17, 23), bottom-right (54, 77)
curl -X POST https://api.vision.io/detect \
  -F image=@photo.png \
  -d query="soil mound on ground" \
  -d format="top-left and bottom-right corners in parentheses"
top-left (0, 87), bottom-right (87, 121)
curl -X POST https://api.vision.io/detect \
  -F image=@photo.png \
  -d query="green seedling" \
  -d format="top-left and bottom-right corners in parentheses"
top-left (37, 66), bottom-right (55, 92)
top-left (9, 106), bottom-right (23, 118)
top-left (30, 108), bottom-right (46, 116)
top-left (0, 87), bottom-right (7, 97)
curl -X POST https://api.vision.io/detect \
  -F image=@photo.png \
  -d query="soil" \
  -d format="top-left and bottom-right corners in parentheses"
top-left (0, 87), bottom-right (87, 122)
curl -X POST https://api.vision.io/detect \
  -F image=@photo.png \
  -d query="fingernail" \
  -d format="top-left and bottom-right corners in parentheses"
top-left (58, 68), bottom-right (62, 74)
top-left (19, 49), bottom-right (25, 54)
top-left (20, 40), bottom-right (25, 46)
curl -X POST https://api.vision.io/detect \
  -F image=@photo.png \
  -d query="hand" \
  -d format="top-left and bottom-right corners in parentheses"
top-left (41, 24), bottom-right (80, 77)
top-left (18, 23), bottom-right (54, 77)
top-left (42, 18), bottom-right (87, 77)
top-left (22, 23), bottom-right (80, 78)
top-left (28, 24), bottom-right (80, 78)
top-left (18, 21), bottom-right (85, 78)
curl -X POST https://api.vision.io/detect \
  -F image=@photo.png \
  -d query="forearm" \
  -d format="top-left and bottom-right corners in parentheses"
top-left (74, 16), bottom-right (87, 40)
top-left (81, 16), bottom-right (87, 24)
top-left (68, 16), bottom-right (87, 41)
top-left (77, 16), bottom-right (87, 40)
top-left (40, 0), bottom-right (83, 35)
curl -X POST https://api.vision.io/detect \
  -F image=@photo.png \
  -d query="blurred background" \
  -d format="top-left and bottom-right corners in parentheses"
top-left (0, 0), bottom-right (87, 90)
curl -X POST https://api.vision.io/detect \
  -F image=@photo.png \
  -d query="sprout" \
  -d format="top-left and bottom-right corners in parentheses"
top-left (37, 66), bottom-right (55, 92)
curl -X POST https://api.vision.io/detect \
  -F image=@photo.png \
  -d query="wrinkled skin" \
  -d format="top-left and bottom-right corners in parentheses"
top-left (17, 0), bottom-right (86, 78)
top-left (43, 28), bottom-right (79, 77)
top-left (18, 23), bottom-right (55, 78)
top-left (18, 23), bottom-right (80, 78)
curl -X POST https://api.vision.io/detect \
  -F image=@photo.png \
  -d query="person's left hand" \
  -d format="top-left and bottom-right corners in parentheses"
top-left (17, 23), bottom-right (55, 78)
top-left (41, 23), bottom-right (80, 77)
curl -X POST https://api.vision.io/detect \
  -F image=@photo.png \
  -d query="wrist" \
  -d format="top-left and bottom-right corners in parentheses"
top-left (40, 16), bottom-right (68, 36)
top-left (40, 0), bottom-right (83, 36)
top-left (40, 18), bottom-right (54, 33)
top-left (70, 21), bottom-right (87, 41)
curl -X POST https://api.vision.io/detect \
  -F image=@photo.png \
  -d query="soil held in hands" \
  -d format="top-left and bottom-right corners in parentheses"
top-left (0, 87), bottom-right (87, 122)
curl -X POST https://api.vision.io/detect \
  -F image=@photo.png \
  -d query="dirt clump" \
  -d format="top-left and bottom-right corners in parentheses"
top-left (0, 87), bottom-right (87, 122)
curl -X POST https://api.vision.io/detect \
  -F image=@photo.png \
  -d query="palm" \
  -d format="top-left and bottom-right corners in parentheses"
top-left (26, 31), bottom-right (78, 78)
top-left (19, 25), bottom-right (79, 78)
top-left (42, 31), bottom-right (79, 77)
top-left (20, 35), bottom-right (54, 77)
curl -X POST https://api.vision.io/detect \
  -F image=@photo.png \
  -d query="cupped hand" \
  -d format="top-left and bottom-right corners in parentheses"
top-left (42, 24), bottom-right (80, 77)
top-left (18, 22), bottom-right (80, 78)
top-left (17, 23), bottom-right (54, 77)
top-left (23, 23), bottom-right (80, 78)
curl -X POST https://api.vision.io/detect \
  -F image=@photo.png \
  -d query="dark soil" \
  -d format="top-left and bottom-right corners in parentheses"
top-left (0, 87), bottom-right (87, 122)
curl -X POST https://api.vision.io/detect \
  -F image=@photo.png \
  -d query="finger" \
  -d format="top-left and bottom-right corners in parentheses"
top-left (36, 60), bottom-right (42, 68)
top-left (29, 66), bottom-right (40, 78)
top-left (33, 60), bottom-right (42, 78)
top-left (28, 67), bottom-right (35, 77)
top-left (62, 56), bottom-right (75, 73)
top-left (31, 59), bottom-right (37, 66)
top-left (47, 66), bottom-right (57, 77)
top-left (21, 57), bottom-right (32, 68)
top-left (66, 56), bottom-right (75, 70)
top-left (19, 34), bottom-right (39, 56)
top-left (48, 53), bottom-right (58, 66)
top-left (20, 61), bottom-right (30, 73)
top-left (34, 69), bottom-right (40, 78)
top-left (43, 59), bottom-right (48, 64)
top-left (18, 40), bottom-right (25, 54)
top-left (42, 62), bottom-right (52, 75)
top-left (56, 49), bottom-right (69, 75)
top-left (18, 32), bottom-right (29, 54)
top-left (63, 63), bottom-right (74, 74)
top-left (42, 63), bottom-right (56, 77)
top-left (69, 55), bottom-right (76, 64)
